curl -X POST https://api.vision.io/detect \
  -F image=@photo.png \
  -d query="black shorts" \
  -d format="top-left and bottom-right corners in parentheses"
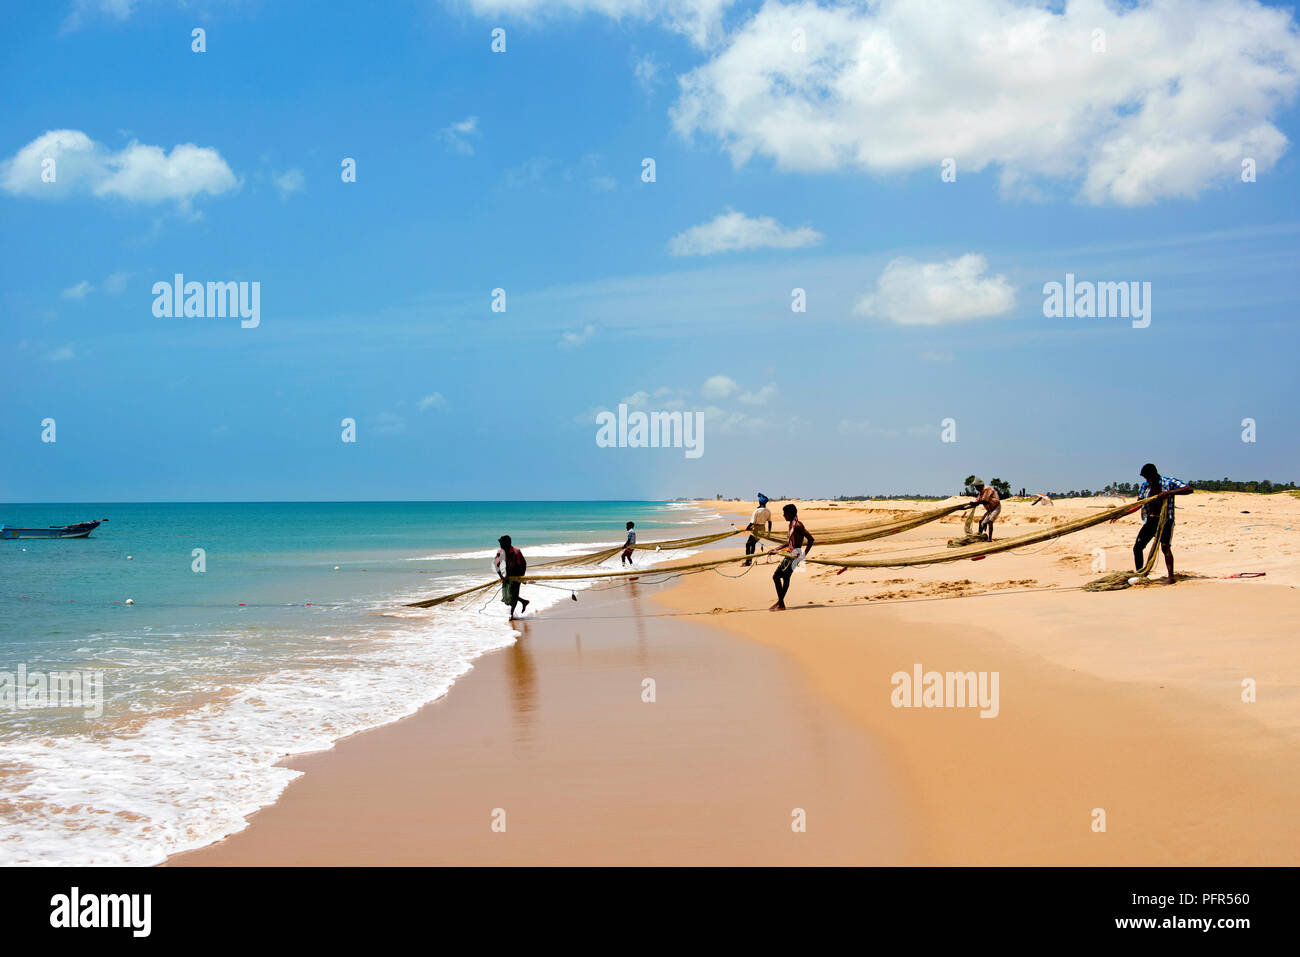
top-left (1135, 515), bottom-right (1174, 549)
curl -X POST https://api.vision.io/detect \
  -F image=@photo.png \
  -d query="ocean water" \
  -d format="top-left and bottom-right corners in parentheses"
top-left (0, 501), bottom-right (720, 866)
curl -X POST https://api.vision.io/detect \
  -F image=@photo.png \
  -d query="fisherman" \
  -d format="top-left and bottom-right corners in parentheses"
top-left (621, 521), bottom-right (636, 566)
top-left (770, 503), bottom-right (814, 612)
top-left (743, 493), bottom-right (772, 567)
top-left (962, 479), bottom-right (1001, 541)
top-left (492, 535), bottom-right (530, 619)
top-left (1133, 463), bottom-right (1193, 584)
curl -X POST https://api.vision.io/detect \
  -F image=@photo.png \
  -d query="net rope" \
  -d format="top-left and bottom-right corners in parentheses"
top-left (405, 497), bottom-right (1162, 608)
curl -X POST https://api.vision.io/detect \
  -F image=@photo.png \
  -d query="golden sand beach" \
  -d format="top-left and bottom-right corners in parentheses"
top-left (172, 491), bottom-right (1300, 865)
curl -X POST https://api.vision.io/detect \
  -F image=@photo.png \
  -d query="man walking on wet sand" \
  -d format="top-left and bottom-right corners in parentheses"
top-left (621, 521), bottom-right (636, 565)
top-left (493, 535), bottom-right (530, 619)
top-left (743, 493), bottom-right (772, 567)
top-left (770, 503), bottom-right (814, 611)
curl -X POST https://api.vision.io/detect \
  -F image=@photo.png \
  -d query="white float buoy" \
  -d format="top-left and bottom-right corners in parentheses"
top-left (126, 555), bottom-right (133, 561)
top-left (124, 598), bottom-right (135, 605)
top-left (1127, 577), bottom-right (1141, 585)
top-left (333, 566), bottom-right (340, 571)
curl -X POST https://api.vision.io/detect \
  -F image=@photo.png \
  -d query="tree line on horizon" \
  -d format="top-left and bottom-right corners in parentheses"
top-left (702, 477), bottom-right (1298, 503)
top-left (827, 477), bottom-right (1299, 502)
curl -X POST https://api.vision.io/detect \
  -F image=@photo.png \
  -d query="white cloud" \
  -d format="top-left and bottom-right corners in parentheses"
top-left (417, 393), bottom-right (447, 412)
top-left (856, 254), bottom-right (1016, 326)
top-left (619, 386), bottom-right (686, 409)
top-left (104, 271), bottom-right (131, 294)
top-left (633, 53), bottom-right (663, 95)
top-left (45, 344), bottom-right (77, 361)
top-left (370, 412), bottom-right (407, 434)
top-left (700, 405), bottom-right (767, 435)
top-left (272, 168), bottom-right (305, 200)
top-left (504, 155), bottom-right (558, 188)
top-left (701, 374), bottom-right (739, 399)
top-left (61, 280), bottom-right (94, 300)
top-left (837, 419), bottom-right (896, 438)
top-left (669, 208), bottom-right (822, 256)
top-left (460, 0), bottom-right (735, 47)
top-left (738, 383), bottom-right (777, 405)
top-left (440, 116), bottom-right (480, 155)
top-left (63, 0), bottom-right (137, 30)
top-left (505, 153), bottom-right (614, 191)
top-left (672, 0), bottom-right (1300, 205)
top-left (0, 130), bottom-right (238, 209)
top-left (588, 380), bottom-right (793, 435)
top-left (560, 324), bottom-right (597, 347)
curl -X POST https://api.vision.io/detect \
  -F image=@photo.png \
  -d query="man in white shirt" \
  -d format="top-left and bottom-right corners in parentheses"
top-left (743, 493), bottom-right (772, 566)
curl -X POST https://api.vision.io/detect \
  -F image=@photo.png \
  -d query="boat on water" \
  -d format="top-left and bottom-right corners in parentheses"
top-left (0, 520), bottom-right (107, 540)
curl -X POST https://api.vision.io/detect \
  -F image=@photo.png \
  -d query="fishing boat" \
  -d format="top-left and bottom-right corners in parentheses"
top-left (0, 520), bottom-right (107, 540)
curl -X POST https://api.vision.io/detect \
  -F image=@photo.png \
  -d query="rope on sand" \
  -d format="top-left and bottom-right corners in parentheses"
top-left (405, 505), bottom-right (965, 608)
top-left (946, 508), bottom-right (986, 547)
top-left (1082, 498), bottom-right (1169, 591)
top-left (751, 502), bottom-right (968, 546)
top-left (406, 495), bottom-right (1168, 609)
top-left (803, 495), bottom-right (1163, 571)
top-left (537, 528), bottom-right (742, 568)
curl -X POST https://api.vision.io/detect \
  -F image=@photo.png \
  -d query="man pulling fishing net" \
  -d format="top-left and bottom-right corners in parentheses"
top-left (961, 479), bottom-right (1001, 542)
top-left (1131, 463), bottom-right (1193, 584)
top-left (770, 503), bottom-right (815, 612)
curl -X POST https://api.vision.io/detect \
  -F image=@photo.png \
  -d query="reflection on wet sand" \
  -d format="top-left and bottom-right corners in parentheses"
top-left (507, 623), bottom-right (536, 748)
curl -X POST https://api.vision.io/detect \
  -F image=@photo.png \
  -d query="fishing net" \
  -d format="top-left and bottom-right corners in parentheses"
top-left (946, 507), bottom-right (985, 547)
top-left (750, 502), bottom-right (967, 546)
top-left (803, 495), bottom-right (1160, 570)
top-left (537, 528), bottom-right (740, 569)
top-left (405, 495), bottom-right (1166, 608)
top-left (406, 504), bottom-right (964, 608)
top-left (1082, 498), bottom-right (1169, 591)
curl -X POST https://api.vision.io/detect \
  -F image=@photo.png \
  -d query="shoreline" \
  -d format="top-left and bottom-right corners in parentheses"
top-left (170, 491), bottom-right (1300, 864)
top-left (168, 573), bottom-right (914, 865)
top-left (0, 503), bottom-right (727, 866)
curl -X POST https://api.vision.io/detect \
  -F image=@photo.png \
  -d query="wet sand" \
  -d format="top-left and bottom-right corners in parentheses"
top-left (172, 491), bottom-right (1300, 865)
top-left (169, 577), bottom-right (911, 865)
top-left (656, 493), bottom-right (1300, 864)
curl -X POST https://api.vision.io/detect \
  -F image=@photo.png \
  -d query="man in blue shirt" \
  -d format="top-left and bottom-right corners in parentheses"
top-left (1133, 463), bottom-right (1194, 583)
top-left (621, 522), bottom-right (636, 566)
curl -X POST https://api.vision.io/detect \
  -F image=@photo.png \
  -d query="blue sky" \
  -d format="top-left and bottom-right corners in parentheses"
top-left (2, 0), bottom-right (1298, 501)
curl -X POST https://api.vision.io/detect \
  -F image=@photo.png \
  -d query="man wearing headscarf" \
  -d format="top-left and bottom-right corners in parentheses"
top-left (743, 493), bottom-right (772, 567)
top-left (962, 479), bottom-right (1001, 541)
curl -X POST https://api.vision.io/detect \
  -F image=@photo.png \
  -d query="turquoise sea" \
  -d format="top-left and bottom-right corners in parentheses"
top-left (0, 501), bottom-right (719, 865)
